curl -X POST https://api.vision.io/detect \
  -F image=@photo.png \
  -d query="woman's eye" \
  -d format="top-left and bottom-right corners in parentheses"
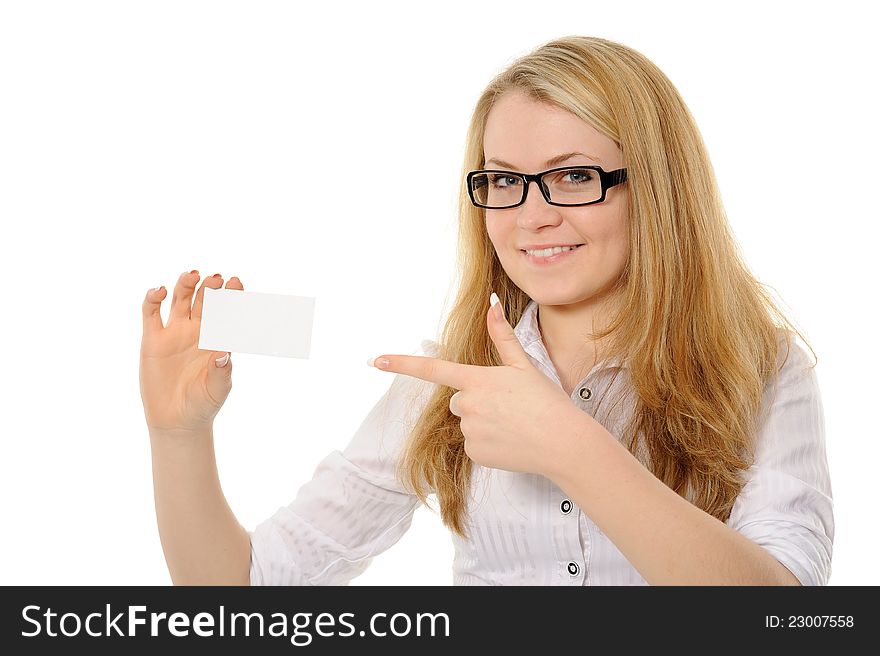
top-left (564, 170), bottom-right (593, 184)
top-left (490, 174), bottom-right (521, 187)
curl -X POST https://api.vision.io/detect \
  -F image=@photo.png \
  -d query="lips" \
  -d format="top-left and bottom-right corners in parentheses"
top-left (520, 244), bottom-right (585, 265)
top-left (519, 244), bottom-right (585, 252)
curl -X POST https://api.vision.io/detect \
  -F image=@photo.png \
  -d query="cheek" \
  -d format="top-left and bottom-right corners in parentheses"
top-left (614, 223), bottom-right (630, 259)
top-left (598, 207), bottom-right (629, 253)
top-left (607, 222), bottom-right (631, 276)
top-left (485, 215), bottom-right (502, 239)
top-left (485, 217), bottom-right (509, 253)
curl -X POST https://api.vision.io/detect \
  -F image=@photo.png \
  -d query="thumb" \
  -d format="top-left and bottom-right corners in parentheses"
top-left (207, 351), bottom-right (233, 402)
top-left (488, 292), bottom-right (530, 367)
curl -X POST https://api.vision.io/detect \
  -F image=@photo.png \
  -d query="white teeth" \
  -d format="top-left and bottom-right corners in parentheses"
top-left (524, 245), bottom-right (581, 257)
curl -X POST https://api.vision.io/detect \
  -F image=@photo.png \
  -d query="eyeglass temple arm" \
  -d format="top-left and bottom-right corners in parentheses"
top-left (604, 168), bottom-right (627, 187)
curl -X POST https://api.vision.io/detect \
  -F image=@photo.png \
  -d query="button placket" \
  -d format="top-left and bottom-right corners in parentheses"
top-left (560, 498), bottom-right (582, 581)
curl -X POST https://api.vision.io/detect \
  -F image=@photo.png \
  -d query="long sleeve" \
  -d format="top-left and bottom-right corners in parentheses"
top-left (248, 340), bottom-right (439, 585)
top-left (726, 337), bottom-right (834, 586)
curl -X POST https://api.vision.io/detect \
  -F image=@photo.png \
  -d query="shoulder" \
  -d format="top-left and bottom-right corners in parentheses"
top-left (754, 329), bottom-right (826, 465)
top-left (768, 330), bottom-right (818, 394)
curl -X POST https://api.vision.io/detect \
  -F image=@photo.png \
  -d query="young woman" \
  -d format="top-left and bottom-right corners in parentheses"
top-left (139, 35), bottom-right (832, 586)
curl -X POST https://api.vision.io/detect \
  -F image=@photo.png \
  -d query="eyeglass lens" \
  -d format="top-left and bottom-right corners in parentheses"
top-left (471, 168), bottom-right (602, 208)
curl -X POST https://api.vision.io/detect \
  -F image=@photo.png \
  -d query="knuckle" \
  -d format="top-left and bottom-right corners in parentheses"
top-left (426, 360), bottom-right (439, 381)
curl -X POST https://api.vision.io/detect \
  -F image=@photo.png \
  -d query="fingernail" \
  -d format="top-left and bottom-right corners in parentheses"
top-left (490, 292), bottom-right (503, 319)
top-left (367, 357), bottom-right (390, 368)
top-left (215, 353), bottom-right (230, 367)
top-left (151, 286), bottom-right (162, 293)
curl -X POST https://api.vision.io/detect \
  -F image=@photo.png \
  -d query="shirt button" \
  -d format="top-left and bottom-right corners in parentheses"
top-left (567, 562), bottom-right (580, 576)
top-left (578, 386), bottom-right (592, 401)
top-left (560, 499), bottom-right (572, 515)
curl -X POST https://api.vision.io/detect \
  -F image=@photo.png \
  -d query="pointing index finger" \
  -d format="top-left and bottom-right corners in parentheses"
top-left (372, 354), bottom-right (474, 390)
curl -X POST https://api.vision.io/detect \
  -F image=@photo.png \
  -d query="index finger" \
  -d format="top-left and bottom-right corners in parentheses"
top-left (372, 354), bottom-right (479, 390)
top-left (142, 285), bottom-right (168, 334)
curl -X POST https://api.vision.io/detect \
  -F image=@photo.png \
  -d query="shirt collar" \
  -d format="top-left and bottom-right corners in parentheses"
top-left (513, 298), bottom-right (627, 373)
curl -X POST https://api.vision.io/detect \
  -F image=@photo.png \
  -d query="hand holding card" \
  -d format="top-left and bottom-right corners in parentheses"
top-left (140, 270), bottom-right (317, 437)
top-left (139, 270), bottom-right (244, 436)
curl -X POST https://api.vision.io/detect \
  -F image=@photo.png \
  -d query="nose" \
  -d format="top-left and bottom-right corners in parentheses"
top-left (517, 178), bottom-right (562, 230)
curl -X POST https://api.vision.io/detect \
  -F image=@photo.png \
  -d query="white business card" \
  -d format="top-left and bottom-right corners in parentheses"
top-left (198, 287), bottom-right (315, 358)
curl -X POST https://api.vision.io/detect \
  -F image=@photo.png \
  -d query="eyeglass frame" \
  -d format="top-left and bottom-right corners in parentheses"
top-left (466, 165), bottom-right (628, 209)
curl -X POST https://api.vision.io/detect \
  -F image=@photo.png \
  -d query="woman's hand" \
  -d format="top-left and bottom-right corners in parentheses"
top-left (139, 270), bottom-right (244, 435)
top-left (370, 295), bottom-right (586, 477)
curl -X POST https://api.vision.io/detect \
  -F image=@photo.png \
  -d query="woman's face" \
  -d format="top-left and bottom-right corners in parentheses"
top-left (482, 90), bottom-right (630, 308)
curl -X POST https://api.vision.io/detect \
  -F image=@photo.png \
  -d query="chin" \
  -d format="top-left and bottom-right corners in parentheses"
top-left (521, 289), bottom-right (586, 305)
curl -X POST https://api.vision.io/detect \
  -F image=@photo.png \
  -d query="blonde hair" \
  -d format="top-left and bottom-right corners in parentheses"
top-left (395, 35), bottom-right (815, 540)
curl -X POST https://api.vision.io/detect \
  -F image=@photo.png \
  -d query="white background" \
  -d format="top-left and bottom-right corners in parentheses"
top-left (1, 0), bottom-right (877, 585)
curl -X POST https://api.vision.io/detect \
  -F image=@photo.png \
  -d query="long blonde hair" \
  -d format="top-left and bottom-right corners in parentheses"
top-left (395, 35), bottom-right (815, 540)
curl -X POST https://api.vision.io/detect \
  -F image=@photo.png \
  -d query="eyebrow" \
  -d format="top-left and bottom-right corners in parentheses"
top-left (484, 151), bottom-right (600, 170)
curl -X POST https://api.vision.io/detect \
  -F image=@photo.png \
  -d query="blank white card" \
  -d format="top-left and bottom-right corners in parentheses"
top-left (198, 287), bottom-right (315, 358)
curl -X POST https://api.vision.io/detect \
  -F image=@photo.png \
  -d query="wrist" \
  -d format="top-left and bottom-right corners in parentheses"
top-left (542, 405), bottom-right (597, 483)
top-left (149, 425), bottom-right (214, 450)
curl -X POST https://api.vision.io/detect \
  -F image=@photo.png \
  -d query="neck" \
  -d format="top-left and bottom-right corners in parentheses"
top-left (536, 292), bottom-right (619, 381)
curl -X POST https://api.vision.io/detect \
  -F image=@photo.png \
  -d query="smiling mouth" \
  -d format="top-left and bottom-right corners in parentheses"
top-left (520, 244), bottom-right (585, 255)
top-left (519, 244), bottom-right (586, 266)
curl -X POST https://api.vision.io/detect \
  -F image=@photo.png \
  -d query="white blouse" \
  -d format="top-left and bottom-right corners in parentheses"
top-left (248, 299), bottom-right (834, 586)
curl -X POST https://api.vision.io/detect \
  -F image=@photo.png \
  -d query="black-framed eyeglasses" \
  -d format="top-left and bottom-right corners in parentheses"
top-left (466, 165), bottom-right (627, 209)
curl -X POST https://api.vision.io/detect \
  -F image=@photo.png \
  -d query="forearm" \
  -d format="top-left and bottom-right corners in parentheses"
top-left (547, 413), bottom-right (800, 586)
top-left (149, 428), bottom-right (251, 585)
